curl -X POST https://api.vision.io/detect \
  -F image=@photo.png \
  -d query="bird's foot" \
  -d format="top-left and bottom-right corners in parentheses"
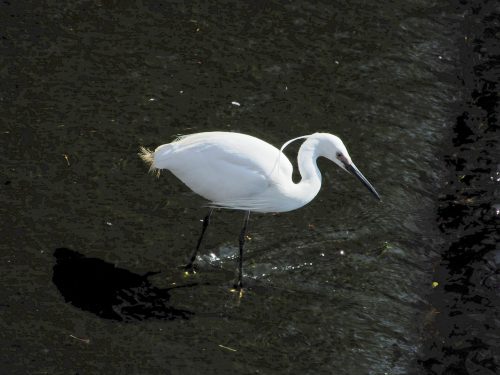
top-left (180, 263), bottom-right (197, 275)
top-left (230, 281), bottom-right (244, 299)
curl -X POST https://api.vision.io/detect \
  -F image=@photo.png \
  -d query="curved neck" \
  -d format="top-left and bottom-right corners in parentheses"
top-left (298, 138), bottom-right (321, 182)
top-left (288, 138), bottom-right (322, 207)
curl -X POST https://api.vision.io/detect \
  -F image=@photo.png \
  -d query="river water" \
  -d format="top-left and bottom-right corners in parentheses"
top-left (1, 1), bottom-right (498, 374)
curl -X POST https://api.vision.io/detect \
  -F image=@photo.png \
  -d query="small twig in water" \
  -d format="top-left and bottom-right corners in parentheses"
top-left (69, 334), bottom-right (90, 344)
top-left (218, 344), bottom-right (237, 352)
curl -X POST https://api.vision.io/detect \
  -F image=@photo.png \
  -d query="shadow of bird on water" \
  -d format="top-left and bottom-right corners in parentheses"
top-left (53, 247), bottom-right (194, 321)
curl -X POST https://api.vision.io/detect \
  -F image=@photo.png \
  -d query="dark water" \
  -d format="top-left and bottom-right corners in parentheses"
top-left (0, 1), bottom-right (498, 374)
top-left (420, 1), bottom-right (500, 373)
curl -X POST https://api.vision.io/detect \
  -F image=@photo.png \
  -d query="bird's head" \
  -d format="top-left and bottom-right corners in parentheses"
top-left (315, 133), bottom-right (381, 201)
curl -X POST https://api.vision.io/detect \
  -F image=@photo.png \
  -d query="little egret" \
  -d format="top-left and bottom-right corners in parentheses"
top-left (140, 131), bottom-right (380, 289)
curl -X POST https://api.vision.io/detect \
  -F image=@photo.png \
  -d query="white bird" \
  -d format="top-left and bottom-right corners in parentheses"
top-left (140, 131), bottom-right (380, 290)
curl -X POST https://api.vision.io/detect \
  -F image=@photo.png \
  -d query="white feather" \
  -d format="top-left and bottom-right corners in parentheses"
top-left (140, 131), bottom-right (379, 212)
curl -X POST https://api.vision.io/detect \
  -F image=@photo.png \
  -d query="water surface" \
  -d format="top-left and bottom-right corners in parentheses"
top-left (2, 1), bottom-right (495, 374)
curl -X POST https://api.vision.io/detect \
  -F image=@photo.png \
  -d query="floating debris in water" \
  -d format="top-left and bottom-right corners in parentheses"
top-left (231, 101), bottom-right (241, 106)
top-left (69, 334), bottom-right (90, 344)
top-left (431, 281), bottom-right (439, 288)
top-left (218, 344), bottom-right (237, 352)
top-left (379, 241), bottom-right (391, 256)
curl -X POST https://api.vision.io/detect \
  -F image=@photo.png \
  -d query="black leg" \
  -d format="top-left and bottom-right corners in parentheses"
top-left (235, 211), bottom-right (250, 290)
top-left (183, 209), bottom-right (213, 272)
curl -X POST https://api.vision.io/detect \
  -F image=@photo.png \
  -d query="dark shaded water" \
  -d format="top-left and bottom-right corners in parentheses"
top-left (0, 1), bottom-right (498, 374)
top-left (421, 1), bottom-right (500, 373)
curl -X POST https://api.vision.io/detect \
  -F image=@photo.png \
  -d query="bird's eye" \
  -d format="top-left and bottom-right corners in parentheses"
top-left (336, 152), bottom-right (342, 158)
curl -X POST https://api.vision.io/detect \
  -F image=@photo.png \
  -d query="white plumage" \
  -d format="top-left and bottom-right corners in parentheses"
top-left (140, 131), bottom-right (380, 212)
top-left (139, 131), bottom-right (380, 290)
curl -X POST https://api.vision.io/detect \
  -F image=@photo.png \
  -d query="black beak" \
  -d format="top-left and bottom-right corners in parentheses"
top-left (345, 164), bottom-right (381, 201)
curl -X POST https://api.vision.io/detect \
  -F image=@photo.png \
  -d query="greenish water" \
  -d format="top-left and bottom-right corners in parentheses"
top-left (0, 1), bottom-right (476, 374)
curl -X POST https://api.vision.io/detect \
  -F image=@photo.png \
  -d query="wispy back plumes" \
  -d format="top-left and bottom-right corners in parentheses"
top-left (138, 146), bottom-right (160, 177)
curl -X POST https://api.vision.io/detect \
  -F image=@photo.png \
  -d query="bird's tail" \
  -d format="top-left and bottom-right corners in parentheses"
top-left (138, 146), bottom-right (160, 177)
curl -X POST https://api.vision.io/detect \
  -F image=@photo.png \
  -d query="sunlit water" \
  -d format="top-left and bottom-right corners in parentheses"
top-left (0, 1), bottom-right (480, 374)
